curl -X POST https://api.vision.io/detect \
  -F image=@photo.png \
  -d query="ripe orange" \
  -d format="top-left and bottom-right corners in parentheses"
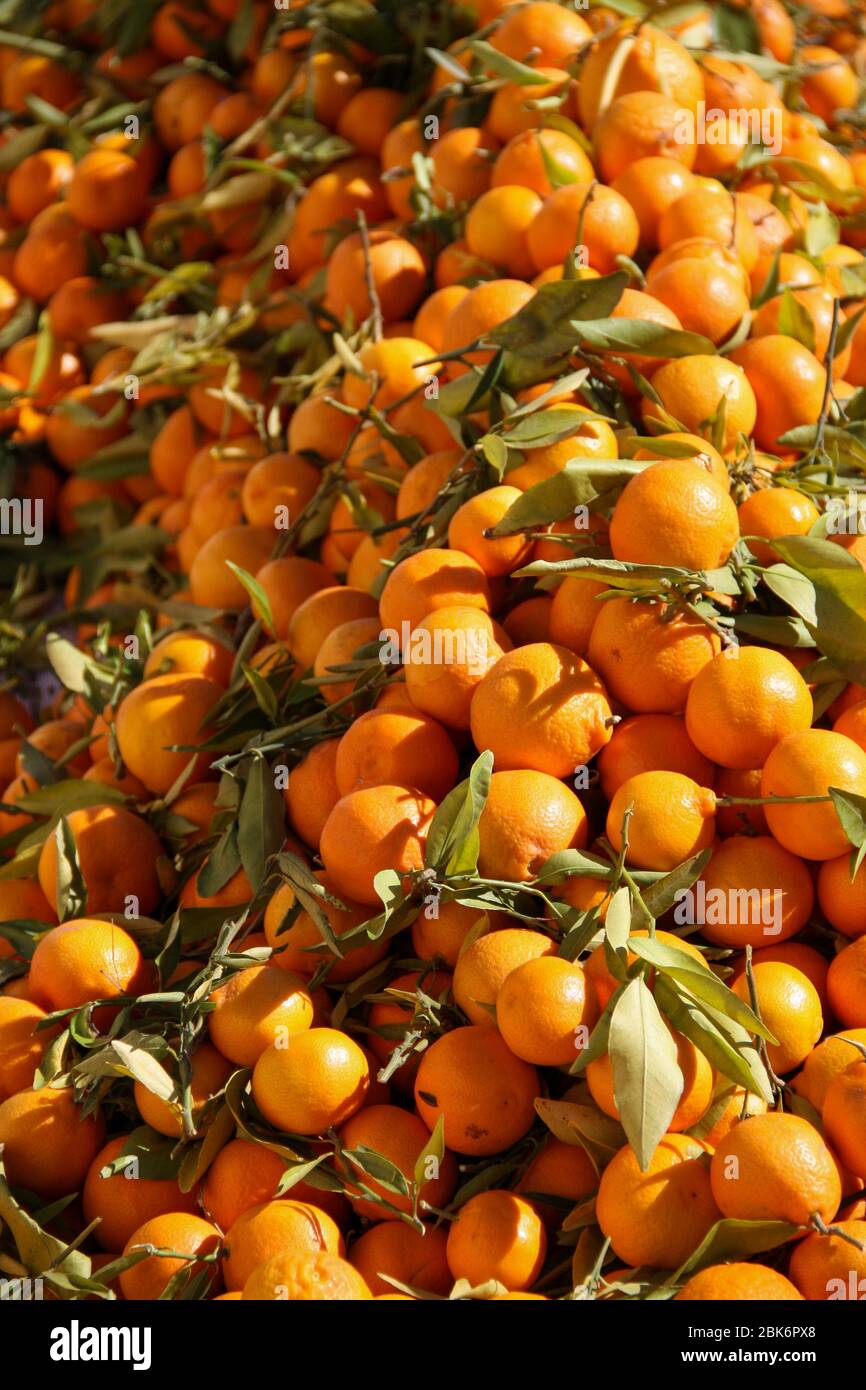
top-left (320, 784), bottom-right (435, 906)
top-left (29, 917), bottom-right (149, 1014)
top-left (379, 548), bottom-right (490, 638)
top-left (470, 641), bottom-right (612, 778)
top-left (817, 854), bottom-right (866, 938)
top-left (607, 770), bottom-right (716, 870)
top-left (83, 1135), bottom-right (201, 1251)
top-left (119, 1212), bottom-right (221, 1300)
top-left (685, 646), bottom-right (813, 769)
top-left (477, 769), bottom-right (588, 881)
top-left (133, 1041), bottom-right (232, 1139)
top-left (732, 962), bottom-right (823, 1074)
top-left (453, 928), bottom-right (555, 1028)
top-left (710, 1113), bottom-right (841, 1225)
top-left (208, 965), bottom-right (313, 1067)
top-left (492, 128), bottom-right (594, 196)
top-left (827, 937), bottom-right (866, 1028)
top-left (823, 1060), bottom-right (866, 1180)
top-left (348, 1220), bottom-right (451, 1296)
top-left (760, 728), bottom-right (866, 860)
top-left (338, 1103), bottom-right (457, 1220)
top-left (676, 1263), bottom-right (803, 1300)
top-left (0, 997), bottom-right (54, 1099)
top-left (497, 955), bottom-right (598, 1066)
top-left (465, 185), bottom-right (544, 279)
top-left (610, 460), bottom-right (738, 571)
top-left (0, 1084), bottom-right (105, 1198)
top-left (596, 1134), bottom-right (719, 1269)
top-left (334, 709), bottom-right (458, 803)
top-left (789, 1219), bottom-right (866, 1300)
top-left (403, 607), bottom-right (504, 730)
top-left (116, 673), bottom-right (221, 794)
top-left (577, 21), bottom-right (703, 132)
top-left (447, 1189), bottom-right (546, 1292)
top-left (527, 182), bottom-right (640, 274)
top-left (729, 337), bottom-right (826, 452)
top-left (414, 1024), bottom-right (539, 1156)
top-left (587, 1030), bottom-right (713, 1132)
top-left (264, 869), bottom-right (387, 982)
top-left (642, 354), bottom-right (757, 452)
top-left (792, 1028), bottom-right (866, 1111)
top-left (598, 713), bottom-right (714, 800)
top-left (242, 1252), bottom-right (371, 1301)
top-left (587, 598), bottom-right (720, 713)
top-left (696, 835), bottom-right (814, 948)
top-left (251, 1027), bottom-right (369, 1134)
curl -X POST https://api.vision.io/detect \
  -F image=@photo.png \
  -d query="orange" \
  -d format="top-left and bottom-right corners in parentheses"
top-left (817, 854), bottom-right (866, 938)
top-left (379, 547), bottom-right (490, 640)
top-left (731, 961), bottom-right (822, 1073)
top-left (658, 188), bottom-right (759, 270)
top-left (240, 452), bottom-right (321, 530)
top-left (208, 965), bottom-right (313, 1067)
top-left (287, 395), bottom-right (357, 463)
top-left (0, 1085), bottom-right (105, 1198)
top-left (676, 1263), bottom-right (803, 1300)
top-left (0, 876), bottom-right (55, 925)
top-left (411, 899), bottom-right (487, 968)
top-left (695, 1082), bottom-right (768, 1147)
top-left (504, 595), bottom-right (553, 645)
top-left (642, 354), bottom-right (757, 453)
top-left (685, 646), bottom-right (813, 769)
top-left (83, 1135), bottom-right (201, 1251)
top-left (47, 276), bottom-right (128, 345)
top-left (447, 486), bottom-right (531, 577)
top-left (834, 699), bottom-right (866, 755)
top-left (188, 526), bottom-right (275, 609)
top-left (341, 337), bottom-right (435, 412)
top-left (789, 1219), bottom-right (866, 1300)
top-left (252, 1027), bottom-right (369, 1134)
top-left (242, 1252), bottom-right (370, 1301)
top-left (403, 607), bottom-right (504, 730)
top-left (607, 770), bottom-right (716, 871)
top-left (598, 713), bottom-right (713, 800)
top-left (696, 835), bottom-right (814, 948)
top-left (251, 555), bottom-right (333, 640)
top-left (430, 125), bottom-right (494, 206)
top-left (794, 1029), bottom-right (866, 1112)
top-left (799, 44), bottom-right (859, 125)
top-left (119, 1212), bottom-right (221, 1301)
top-left (164, 783), bottom-right (219, 843)
top-left (710, 1112), bottom-right (841, 1225)
top-left (761, 728), bottom-right (866, 860)
top-left (44, 386), bottom-right (129, 470)
top-left (751, 286), bottom-right (851, 378)
top-left (611, 157), bottom-right (695, 248)
top-left (336, 85), bottom-right (403, 155)
top-left (588, 1029), bottom-right (713, 1132)
top-left (326, 229), bottom-right (426, 325)
top-left (286, 586), bottom-right (378, 671)
top-left (471, 641), bottom-right (612, 778)
top-left (440, 279), bottom-right (534, 376)
top-left (516, 1136), bottom-right (599, 1219)
top-left (29, 916), bottom-right (149, 1014)
top-left (334, 709), bottom-right (458, 803)
top-left (610, 460), bottom-right (738, 571)
top-left (577, 21), bottom-right (703, 132)
top-left (283, 741), bottom-right (342, 851)
top-left (486, 68), bottom-right (576, 144)
top-left (2, 53), bottom-right (80, 113)
top-left (465, 185), bottom-right (543, 279)
top-left (134, 1041), bottom-right (232, 1139)
top-left (67, 148), bottom-right (148, 232)
top-left (338, 1103), bottom-right (457, 1220)
top-left (414, 1024), bottom-right (539, 1156)
top-left (116, 673), bottom-right (221, 794)
top-left (366, 967), bottom-right (451, 1070)
top-left (477, 769), bottom-right (588, 881)
top-left (728, 337), bottom-right (826, 452)
top-left (447, 1189), bottom-right (546, 1292)
top-left (263, 869), bottom-right (386, 982)
top-left (320, 784), bottom-right (435, 906)
top-left (348, 1221), bottom-right (451, 1296)
top-left (647, 257), bottom-right (750, 346)
top-left (453, 928), bottom-right (555, 1028)
top-left (412, 286), bottom-right (470, 354)
top-left (15, 716), bottom-right (89, 778)
top-left (736, 487), bottom-right (821, 566)
top-left (490, 1), bottom-right (591, 66)
top-left (827, 937), bottom-right (866, 1027)
top-left (596, 1134), bottom-right (720, 1269)
top-left (0, 997), bottom-right (54, 1099)
top-left (492, 128), bottom-right (594, 196)
top-left (202, 1138), bottom-right (348, 1233)
top-left (506, 407), bottom-right (619, 492)
top-left (150, 405), bottom-right (208, 495)
top-left (527, 182), bottom-right (640, 274)
top-left (588, 599), bottom-right (722, 716)
top-left (713, 768), bottom-right (765, 837)
top-left (144, 631), bottom-right (234, 685)
top-left (7, 147), bottom-right (74, 222)
top-left (594, 91), bottom-right (696, 183)
top-left (823, 1061), bottom-right (866, 1179)
top-left (497, 955), bottom-right (598, 1066)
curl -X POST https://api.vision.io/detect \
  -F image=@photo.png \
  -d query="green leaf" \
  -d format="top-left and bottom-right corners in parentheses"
top-left (632, 941), bottom-right (777, 1043)
top-left (671, 1218), bottom-right (799, 1285)
top-left (196, 828), bottom-right (242, 899)
top-left (777, 288), bottom-right (816, 352)
top-left (491, 460), bottom-right (640, 534)
top-left (767, 537), bottom-right (866, 683)
top-left (414, 1115), bottom-right (446, 1202)
top-left (469, 38), bottom-right (556, 85)
top-left (225, 561), bottom-right (275, 631)
top-left (578, 320), bottom-right (716, 358)
top-left (237, 754), bottom-right (285, 892)
top-left (53, 817), bottom-right (87, 921)
top-left (640, 850), bottom-right (713, 919)
top-left (656, 976), bottom-right (772, 1100)
top-left (828, 787), bottom-right (866, 851)
top-left (608, 977), bottom-right (683, 1170)
top-left (425, 751), bottom-right (493, 872)
top-left (490, 274), bottom-right (628, 359)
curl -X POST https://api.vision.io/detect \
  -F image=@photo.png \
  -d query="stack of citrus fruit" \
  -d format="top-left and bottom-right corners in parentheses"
top-left (1, 0), bottom-right (866, 1303)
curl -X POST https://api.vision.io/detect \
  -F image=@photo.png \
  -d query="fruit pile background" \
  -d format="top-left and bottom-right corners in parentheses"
top-left (1, 0), bottom-right (866, 1304)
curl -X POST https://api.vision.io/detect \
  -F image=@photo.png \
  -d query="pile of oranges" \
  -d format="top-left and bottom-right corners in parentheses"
top-left (2, 0), bottom-right (866, 1303)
